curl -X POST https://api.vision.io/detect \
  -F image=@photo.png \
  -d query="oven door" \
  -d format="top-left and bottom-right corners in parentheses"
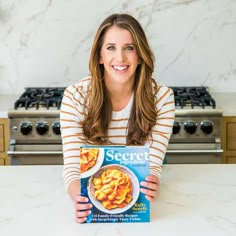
top-left (166, 143), bottom-right (224, 164)
top-left (8, 142), bottom-right (63, 165)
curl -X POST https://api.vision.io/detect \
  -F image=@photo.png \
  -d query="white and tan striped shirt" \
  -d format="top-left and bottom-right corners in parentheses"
top-left (60, 77), bottom-right (175, 190)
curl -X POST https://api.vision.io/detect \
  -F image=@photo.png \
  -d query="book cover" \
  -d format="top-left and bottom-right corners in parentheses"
top-left (80, 146), bottom-right (150, 223)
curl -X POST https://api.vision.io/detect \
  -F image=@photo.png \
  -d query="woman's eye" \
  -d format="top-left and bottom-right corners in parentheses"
top-left (126, 46), bottom-right (134, 50)
top-left (107, 46), bottom-right (115, 50)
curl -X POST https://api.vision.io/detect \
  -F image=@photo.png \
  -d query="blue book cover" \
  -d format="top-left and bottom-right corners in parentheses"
top-left (80, 146), bottom-right (150, 223)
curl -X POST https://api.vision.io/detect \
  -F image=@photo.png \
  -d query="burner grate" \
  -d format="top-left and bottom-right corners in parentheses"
top-left (14, 87), bottom-right (65, 110)
top-left (171, 87), bottom-right (216, 109)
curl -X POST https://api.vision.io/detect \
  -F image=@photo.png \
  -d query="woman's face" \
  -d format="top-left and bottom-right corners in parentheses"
top-left (99, 26), bottom-right (139, 87)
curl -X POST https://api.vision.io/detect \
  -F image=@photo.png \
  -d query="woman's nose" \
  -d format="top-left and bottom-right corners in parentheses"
top-left (116, 49), bottom-right (125, 62)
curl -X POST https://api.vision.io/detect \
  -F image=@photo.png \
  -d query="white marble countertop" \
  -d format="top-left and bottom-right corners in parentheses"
top-left (212, 92), bottom-right (236, 116)
top-left (0, 95), bottom-right (19, 118)
top-left (0, 164), bottom-right (236, 236)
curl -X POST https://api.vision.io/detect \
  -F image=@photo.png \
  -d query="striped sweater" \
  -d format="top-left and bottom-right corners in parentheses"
top-left (60, 77), bottom-right (175, 190)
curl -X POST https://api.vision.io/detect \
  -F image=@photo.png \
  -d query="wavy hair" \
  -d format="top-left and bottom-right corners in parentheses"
top-left (81, 13), bottom-right (157, 145)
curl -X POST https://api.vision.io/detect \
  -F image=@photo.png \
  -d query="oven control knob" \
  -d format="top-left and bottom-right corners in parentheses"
top-left (36, 121), bottom-right (49, 135)
top-left (52, 122), bottom-right (61, 135)
top-left (172, 121), bottom-right (181, 134)
top-left (184, 121), bottom-right (197, 134)
top-left (201, 121), bottom-right (213, 134)
top-left (20, 122), bottom-right (32, 135)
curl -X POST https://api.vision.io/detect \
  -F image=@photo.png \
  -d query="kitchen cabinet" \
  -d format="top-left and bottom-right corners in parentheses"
top-left (222, 117), bottom-right (236, 163)
top-left (0, 118), bottom-right (10, 165)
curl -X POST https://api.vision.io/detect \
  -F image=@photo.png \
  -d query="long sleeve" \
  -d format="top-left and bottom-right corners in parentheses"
top-left (148, 86), bottom-right (175, 180)
top-left (60, 79), bottom-right (90, 190)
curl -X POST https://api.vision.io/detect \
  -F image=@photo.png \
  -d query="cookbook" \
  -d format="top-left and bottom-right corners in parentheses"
top-left (80, 146), bottom-right (150, 223)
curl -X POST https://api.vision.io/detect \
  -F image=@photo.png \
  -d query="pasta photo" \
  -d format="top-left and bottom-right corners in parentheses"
top-left (92, 168), bottom-right (133, 210)
top-left (80, 148), bottom-right (99, 173)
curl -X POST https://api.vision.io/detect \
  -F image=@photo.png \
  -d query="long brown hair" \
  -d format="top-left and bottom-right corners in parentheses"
top-left (81, 13), bottom-right (157, 145)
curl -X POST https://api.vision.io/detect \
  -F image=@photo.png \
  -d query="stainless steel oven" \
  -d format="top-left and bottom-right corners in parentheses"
top-left (166, 87), bottom-right (223, 164)
top-left (8, 88), bottom-right (64, 165)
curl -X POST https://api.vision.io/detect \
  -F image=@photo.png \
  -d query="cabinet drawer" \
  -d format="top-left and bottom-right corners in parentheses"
top-left (226, 156), bottom-right (236, 164)
top-left (0, 124), bottom-right (4, 152)
top-left (0, 158), bottom-right (5, 165)
top-left (227, 123), bottom-right (236, 150)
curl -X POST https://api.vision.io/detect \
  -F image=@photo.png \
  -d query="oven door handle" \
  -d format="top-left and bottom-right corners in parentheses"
top-left (8, 151), bottom-right (63, 155)
top-left (166, 149), bottom-right (223, 154)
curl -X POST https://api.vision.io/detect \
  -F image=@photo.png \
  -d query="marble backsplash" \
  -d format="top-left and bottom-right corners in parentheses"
top-left (0, 0), bottom-right (235, 95)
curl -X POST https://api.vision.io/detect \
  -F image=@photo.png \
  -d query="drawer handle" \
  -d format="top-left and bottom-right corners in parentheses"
top-left (166, 149), bottom-right (223, 154)
top-left (8, 151), bottom-right (63, 155)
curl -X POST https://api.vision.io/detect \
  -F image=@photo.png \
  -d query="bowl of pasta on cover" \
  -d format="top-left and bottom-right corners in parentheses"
top-left (88, 164), bottom-right (140, 214)
top-left (80, 148), bottom-right (104, 179)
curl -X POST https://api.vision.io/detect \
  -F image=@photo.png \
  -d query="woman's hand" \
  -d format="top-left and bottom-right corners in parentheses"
top-left (140, 175), bottom-right (160, 201)
top-left (74, 195), bottom-right (93, 223)
top-left (67, 180), bottom-right (92, 223)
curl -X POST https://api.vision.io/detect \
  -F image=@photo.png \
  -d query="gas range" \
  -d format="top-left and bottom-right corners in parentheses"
top-left (8, 87), bottom-right (64, 144)
top-left (167, 87), bottom-right (223, 164)
top-left (170, 87), bottom-right (223, 143)
top-left (8, 86), bottom-right (223, 143)
top-left (7, 86), bottom-right (223, 165)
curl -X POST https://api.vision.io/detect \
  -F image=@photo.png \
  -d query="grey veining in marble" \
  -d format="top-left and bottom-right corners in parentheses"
top-left (0, 0), bottom-right (236, 94)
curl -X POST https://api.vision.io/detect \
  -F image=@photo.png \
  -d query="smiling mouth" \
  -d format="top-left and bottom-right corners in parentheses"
top-left (112, 65), bottom-right (129, 71)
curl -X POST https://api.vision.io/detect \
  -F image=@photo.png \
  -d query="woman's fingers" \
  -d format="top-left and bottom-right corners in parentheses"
top-left (140, 186), bottom-right (156, 199)
top-left (140, 180), bottom-right (158, 191)
top-left (75, 209), bottom-right (92, 218)
top-left (75, 209), bottom-right (91, 223)
top-left (75, 202), bottom-right (92, 211)
top-left (76, 216), bottom-right (87, 224)
top-left (144, 194), bottom-right (155, 202)
top-left (140, 175), bottom-right (160, 201)
top-left (74, 195), bottom-right (88, 203)
top-left (74, 195), bottom-right (93, 223)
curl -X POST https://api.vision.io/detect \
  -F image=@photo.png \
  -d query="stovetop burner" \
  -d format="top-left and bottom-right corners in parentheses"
top-left (14, 88), bottom-right (65, 110)
top-left (171, 87), bottom-right (216, 109)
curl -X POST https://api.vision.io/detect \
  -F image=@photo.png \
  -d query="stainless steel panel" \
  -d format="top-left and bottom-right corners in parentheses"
top-left (10, 155), bottom-right (63, 165)
top-left (166, 149), bottom-right (223, 154)
top-left (167, 142), bottom-right (222, 150)
top-left (166, 153), bottom-right (223, 164)
top-left (170, 116), bottom-right (222, 143)
top-left (9, 118), bottom-right (61, 143)
top-left (8, 144), bottom-right (63, 165)
top-left (175, 108), bottom-right (223, 117)
top-left (166, 142), bottom-right (223, 164)
top-left (8, 109), bottom-right (60, 117)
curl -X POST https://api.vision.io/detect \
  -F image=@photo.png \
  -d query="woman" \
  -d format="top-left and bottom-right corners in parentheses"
top-left (60, 13), bottom-right (175, 223)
